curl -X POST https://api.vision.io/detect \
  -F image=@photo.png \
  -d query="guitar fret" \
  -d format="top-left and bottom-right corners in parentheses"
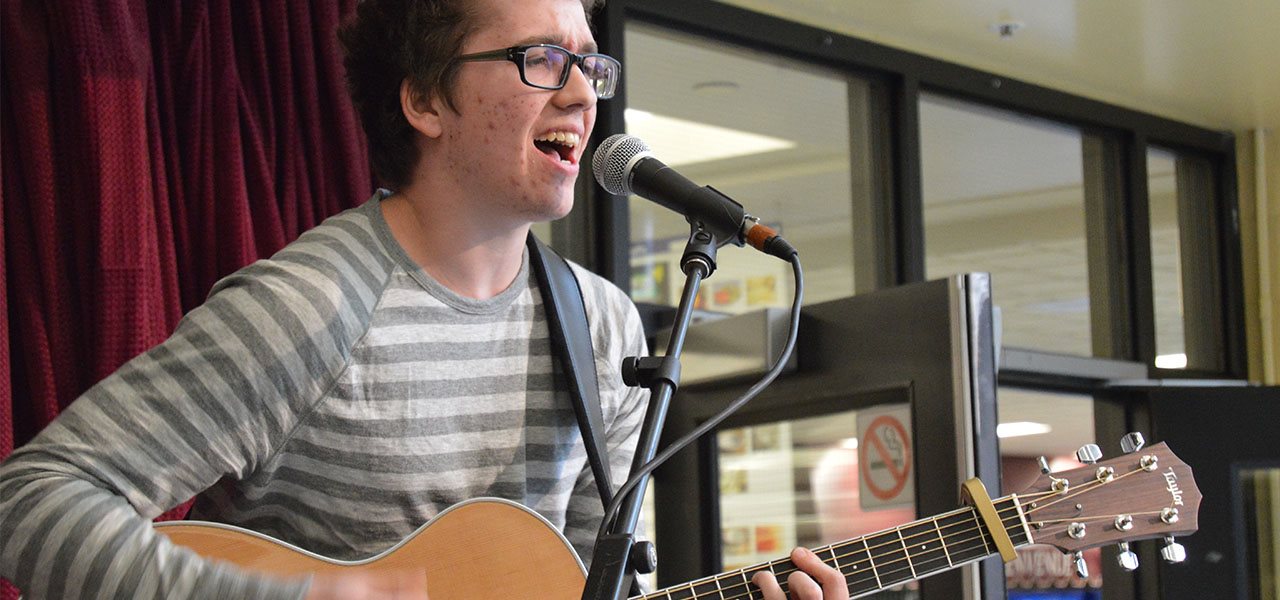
top-left (900, 520), bottom-right (950, 576)
top-left (665, 582), bottom-right (696, 599)
top-left (740, 569), bottom-right (757, 600)
top-left (862, 537), bottom-right (883, 588)
top-left (895, 527), bottom-right (918, 579)
top-left (690, 578), bottom-right (721, 600)
top-left (869, 530), bottom-right (914, 584)
top-left (947, 506), bottom-right (993, 562)
top-left (823, 545), bottom-right (841, 572)
top-left (969, 508), bottom-right (993, 555)
top-left (932, 517), bottom-right (954, 567)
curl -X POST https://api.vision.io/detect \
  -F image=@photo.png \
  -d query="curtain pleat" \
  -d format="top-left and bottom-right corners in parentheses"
top-left (1, 2), bottom-right (371, 596)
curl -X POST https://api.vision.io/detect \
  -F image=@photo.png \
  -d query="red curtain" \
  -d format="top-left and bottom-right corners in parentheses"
top-left (1, 2), bottom-right (370, 597)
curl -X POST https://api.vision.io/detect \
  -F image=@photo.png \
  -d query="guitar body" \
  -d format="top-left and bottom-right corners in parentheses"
top-left (156, 498), bottom-right (587, 599)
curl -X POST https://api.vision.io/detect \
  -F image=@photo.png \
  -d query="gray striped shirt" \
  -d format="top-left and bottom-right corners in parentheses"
top-left (0, 194), bottom-right (650, 599)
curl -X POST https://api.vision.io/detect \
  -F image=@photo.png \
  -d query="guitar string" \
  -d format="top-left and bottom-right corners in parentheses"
top-left (646, 494), bottom-right (1045, 600)
top-left (779, 474), bottom-right (1160, 600)
top-left (1021, 466), bottom-right (1145, 518)
top-left (643, 529), bottom-right (999, 600)
top-left (643, 500), bottom-right (1030, 600)
top-left (645, 464), bottom-right (1154, 600)
top-left (742, 465), bottom-right (1152, 598)
top-left (1028, 509), bottom-right (1166, 526)
top-left (642, 517), bottom-right (1000, 600)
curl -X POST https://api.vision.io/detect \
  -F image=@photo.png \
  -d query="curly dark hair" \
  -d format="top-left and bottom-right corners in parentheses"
top-left (338, 0), bottom-right (601, 190)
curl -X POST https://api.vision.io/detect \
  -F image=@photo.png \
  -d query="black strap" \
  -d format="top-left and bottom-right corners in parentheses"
top-left (526, 234), bottom-right (614, 506)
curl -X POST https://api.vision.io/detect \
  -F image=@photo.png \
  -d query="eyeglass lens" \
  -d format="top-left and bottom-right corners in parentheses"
top-left (523, 46), bottom-right (618, 97)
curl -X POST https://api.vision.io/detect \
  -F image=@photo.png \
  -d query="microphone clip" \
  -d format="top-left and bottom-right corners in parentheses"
top-left (680, 225), bottom-right (720, 278)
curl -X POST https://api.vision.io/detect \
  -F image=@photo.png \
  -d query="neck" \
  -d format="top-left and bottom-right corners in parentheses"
top-left (381, 185), bottom-right (529, 300)
top-left (636, 495), bottom-right (1034, 600)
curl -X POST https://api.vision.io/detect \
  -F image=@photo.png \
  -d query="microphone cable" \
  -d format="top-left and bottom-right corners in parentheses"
top-left (597, 252), bottom-right (804, 540)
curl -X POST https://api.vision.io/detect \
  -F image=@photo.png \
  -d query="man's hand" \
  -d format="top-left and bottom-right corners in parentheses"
top-left (304, 570), bottom-right (429, 600)
top-left (750, 547), bottom-right (849, 600)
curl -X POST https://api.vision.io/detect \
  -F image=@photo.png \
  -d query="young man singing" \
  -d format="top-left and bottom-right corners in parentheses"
top-left (0, 1), bottom-right (846, 598)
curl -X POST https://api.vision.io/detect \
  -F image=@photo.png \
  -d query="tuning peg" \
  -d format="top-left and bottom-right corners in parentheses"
top-left (1073, 551), bottom-right (1089, 579)
top-left (1076, 444), bottom-right (1103, 465)
top-left (1117, 542), bottom-right (1139, 571)
top-left (1120, 432), bottom-right (1146, 454)
top-left (1037, 456), bottom-right (1051, 474)
top-left (1161, 536), bottom-right (1187, 563)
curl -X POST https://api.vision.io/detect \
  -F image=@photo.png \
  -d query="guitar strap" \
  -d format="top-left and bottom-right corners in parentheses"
top-left (526, 234), bottom-right (614, 507)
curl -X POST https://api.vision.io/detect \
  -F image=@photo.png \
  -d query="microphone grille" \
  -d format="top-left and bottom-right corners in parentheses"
top-left (592, 134), bottom-right (650, 195)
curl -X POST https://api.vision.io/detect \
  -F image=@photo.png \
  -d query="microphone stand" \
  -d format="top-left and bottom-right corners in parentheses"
top-left (581, 223), bottom-right (722, 600)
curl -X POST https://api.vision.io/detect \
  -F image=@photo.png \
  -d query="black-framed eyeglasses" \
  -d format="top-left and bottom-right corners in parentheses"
top-left (453, 44), bottom-right (621, 99)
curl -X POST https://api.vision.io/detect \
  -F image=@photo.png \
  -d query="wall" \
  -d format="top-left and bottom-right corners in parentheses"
top-left (1240, 129), bottom-right (1280, 384)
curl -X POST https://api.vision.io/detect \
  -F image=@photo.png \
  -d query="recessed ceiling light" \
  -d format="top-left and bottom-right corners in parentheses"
top-left (624, 108), bottom-right (795, 167)
top-left (997, 421), bottom-right (1052, 438)
top-left (1155, 353), bottom-right (1187, 369)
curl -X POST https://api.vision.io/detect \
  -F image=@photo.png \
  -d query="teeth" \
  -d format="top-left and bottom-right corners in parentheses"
top-left (534, 131), bottom-right (580, 147)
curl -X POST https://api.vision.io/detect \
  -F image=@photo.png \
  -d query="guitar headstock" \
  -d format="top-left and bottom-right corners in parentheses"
top-left (1014, 441), bottom-right (1199, 558)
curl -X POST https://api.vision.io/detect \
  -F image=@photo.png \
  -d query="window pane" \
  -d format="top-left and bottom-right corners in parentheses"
top-left (1147, 148), bottom-right (1185, 368)
top-left (998, 388), bottom-right (1104, 594)
top-left (1148, 147), bottom-right (1222, 371)
top-left (922, 94), bottom-right (1091, 356)
top-left (624, 23), bottom-right (874, 313)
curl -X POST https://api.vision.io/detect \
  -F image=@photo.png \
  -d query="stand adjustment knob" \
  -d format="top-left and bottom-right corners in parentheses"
top-left (630, 541), bottom-right (658, 574)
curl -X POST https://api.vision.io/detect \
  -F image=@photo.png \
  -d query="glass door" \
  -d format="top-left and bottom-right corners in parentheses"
top-left (651, 275), bottom-right (1002, 600)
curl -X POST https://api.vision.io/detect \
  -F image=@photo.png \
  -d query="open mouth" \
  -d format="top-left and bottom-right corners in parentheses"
top-left (533, 131), bottom-right (581, 164)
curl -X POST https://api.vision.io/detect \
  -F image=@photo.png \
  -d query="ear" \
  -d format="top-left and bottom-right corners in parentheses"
top-left (400, 79), bottom-right (444, 139)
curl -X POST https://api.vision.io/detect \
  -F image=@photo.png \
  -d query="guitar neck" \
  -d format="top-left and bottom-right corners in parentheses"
top-left (637, 496), bottom-right (1034, 600)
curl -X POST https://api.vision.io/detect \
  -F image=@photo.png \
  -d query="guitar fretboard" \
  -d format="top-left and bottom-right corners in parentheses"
top-left (636, 496), bottom-right (1032, 600)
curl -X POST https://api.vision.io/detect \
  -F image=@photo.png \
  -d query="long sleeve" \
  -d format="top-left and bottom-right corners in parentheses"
top-left (0, 248), bottom-right (380, 599)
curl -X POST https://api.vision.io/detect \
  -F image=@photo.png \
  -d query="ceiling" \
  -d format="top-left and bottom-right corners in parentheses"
top-left (715, 0), bottom-right (1280, 134)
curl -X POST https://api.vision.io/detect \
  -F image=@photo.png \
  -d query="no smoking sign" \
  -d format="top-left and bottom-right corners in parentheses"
top-left (856, 404), bottom-right (914, 510)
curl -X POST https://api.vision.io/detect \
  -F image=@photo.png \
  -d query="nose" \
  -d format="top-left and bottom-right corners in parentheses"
top-left (553, 61), bottom-right (598, 111)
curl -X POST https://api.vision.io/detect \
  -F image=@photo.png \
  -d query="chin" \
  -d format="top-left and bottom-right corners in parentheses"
top-left (545, 189), bottom-right (577, 219)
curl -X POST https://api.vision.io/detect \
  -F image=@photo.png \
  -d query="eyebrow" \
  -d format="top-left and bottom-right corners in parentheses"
top-left (514, 35), bottom-right (599, 54)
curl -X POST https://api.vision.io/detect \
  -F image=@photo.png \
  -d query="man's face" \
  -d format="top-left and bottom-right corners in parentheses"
top-left (432, 0), bottom-right (598, 226)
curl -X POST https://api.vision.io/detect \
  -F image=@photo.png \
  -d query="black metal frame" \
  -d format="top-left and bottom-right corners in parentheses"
top-left (581, 0), bottom-right (1245, 380)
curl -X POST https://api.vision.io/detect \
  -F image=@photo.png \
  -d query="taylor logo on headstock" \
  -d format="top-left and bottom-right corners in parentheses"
top-left (1163, 468), bottom-right (1185, 506)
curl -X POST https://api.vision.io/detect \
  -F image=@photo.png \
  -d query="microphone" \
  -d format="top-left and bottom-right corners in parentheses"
top-left (592, 134), bottom-right (797, 259)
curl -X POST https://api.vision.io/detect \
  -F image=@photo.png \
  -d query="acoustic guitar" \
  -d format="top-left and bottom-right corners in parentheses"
top-left (157, 441), bottom-right (1199, 599)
